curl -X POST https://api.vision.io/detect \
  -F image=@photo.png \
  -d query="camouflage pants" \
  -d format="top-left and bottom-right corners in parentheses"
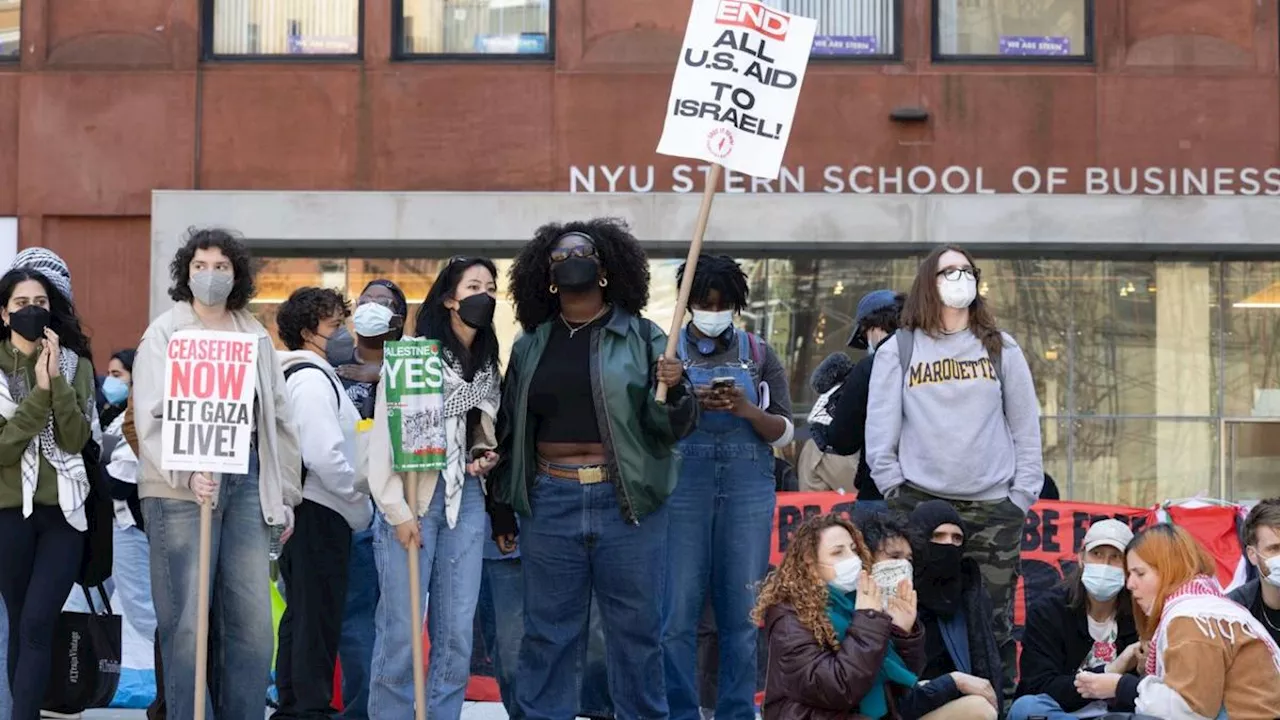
top-left (889, 484), bottom-right (1023, 703)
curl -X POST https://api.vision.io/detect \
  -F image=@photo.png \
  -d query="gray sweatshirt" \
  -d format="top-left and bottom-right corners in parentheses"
top-left (865, 328), bottom-right (1044, 512)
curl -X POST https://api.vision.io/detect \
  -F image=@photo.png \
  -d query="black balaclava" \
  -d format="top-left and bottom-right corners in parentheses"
top-left (909, 499), bottom-right (967, 617)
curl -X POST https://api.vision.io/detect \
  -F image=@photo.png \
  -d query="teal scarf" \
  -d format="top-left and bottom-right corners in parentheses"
top-left (826, 586), bottom-right (919, 720)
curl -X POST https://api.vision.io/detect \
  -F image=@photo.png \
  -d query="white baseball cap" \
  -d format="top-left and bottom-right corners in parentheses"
top-left (1083, 519), bottom-right (1134, 553)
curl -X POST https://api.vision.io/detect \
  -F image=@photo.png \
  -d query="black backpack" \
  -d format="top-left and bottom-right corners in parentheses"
top-left (283, 362), bottom-right (342, 487)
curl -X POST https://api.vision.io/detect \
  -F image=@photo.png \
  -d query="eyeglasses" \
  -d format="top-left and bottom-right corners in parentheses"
top-left (937, 266), bottom-right (979, 282)
top-left (550, 245), bottom-right (598, 264)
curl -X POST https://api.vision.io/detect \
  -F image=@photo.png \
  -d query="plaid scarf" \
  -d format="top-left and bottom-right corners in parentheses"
top-left (0, 347), bottom-right (91, 531)
top-left (440, 354), bottom-right (500, 528)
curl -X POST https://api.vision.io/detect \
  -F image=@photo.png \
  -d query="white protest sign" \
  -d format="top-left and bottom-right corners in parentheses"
top-left (656, 0), bottom-right (817, 179)
top-left (161, 330), bottom-right (259, 474)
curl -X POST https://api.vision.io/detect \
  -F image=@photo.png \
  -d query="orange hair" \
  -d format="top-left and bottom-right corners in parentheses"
top-left (751, 513), bottom-right (872, 649)
top-left (1127, 524), bottom-right (1218, 639)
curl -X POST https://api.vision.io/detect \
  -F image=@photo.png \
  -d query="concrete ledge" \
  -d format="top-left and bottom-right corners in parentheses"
top-left (151, 190), bottom-right (1280, 318)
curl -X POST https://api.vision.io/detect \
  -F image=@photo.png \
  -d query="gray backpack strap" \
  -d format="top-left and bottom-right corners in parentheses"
top-left (896, 329), bottom-right (913, 378)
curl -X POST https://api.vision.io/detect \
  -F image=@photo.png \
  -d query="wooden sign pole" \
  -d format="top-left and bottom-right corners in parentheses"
top-left (406, 480), bottom-right (427, 720)
top-left (655, 162), bottom-right (723, 404)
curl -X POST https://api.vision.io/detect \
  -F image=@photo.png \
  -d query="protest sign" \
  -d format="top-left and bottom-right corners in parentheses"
top-left (657, 0), bottom-right (817, 179)
top-left (382, 339), bottom-right (447, 473)
top-left (161, 330), bottom-right (259, 474)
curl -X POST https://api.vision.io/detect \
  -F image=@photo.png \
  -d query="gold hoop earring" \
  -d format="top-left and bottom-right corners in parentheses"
top-left (599, 277), bottom-right (609, 288)
top-left (549, 284), bottom-right (559, 294)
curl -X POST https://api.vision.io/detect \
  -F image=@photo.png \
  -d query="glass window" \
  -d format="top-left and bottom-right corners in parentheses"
top-left (1221, 261), bottom-right (1280, 418)
top-left (206, 0), bottom-right (360, 57)
top-left (1071, 261), bottom-right (1216, 417)
top-left (0, 1), bottom-right (18, 60)
top-left (398, 0), bottom-right (551, 57)
top-left (933, 0), bottom-right (1090, 60)
top-left (976, 258), bottom-right (1070, 416)
top-left (763, 0), bottom-right (900, 58)
top-left (1071, 419), bottom-right (1217, 506)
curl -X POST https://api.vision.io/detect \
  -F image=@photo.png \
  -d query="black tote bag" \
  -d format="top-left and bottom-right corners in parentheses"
top-left (43, 584), bottom-right (122, 712)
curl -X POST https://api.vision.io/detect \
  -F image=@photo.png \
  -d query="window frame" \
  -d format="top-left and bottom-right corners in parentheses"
top-left (200, 0), bottom-right (365, 62)
top-left (930, 0), bottom-right (1095, 65)
top-left (0, 0), bottom-right (20, 63)
top-left (391, 0), bottom-right (556, 62)
top-left (802, 0), bottom-right (905, 64)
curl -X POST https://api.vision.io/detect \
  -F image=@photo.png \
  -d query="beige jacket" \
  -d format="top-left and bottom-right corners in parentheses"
top-left (368, 376), bottom-right (496, 527)
top-left (133, 303), bottom-right (303, 526)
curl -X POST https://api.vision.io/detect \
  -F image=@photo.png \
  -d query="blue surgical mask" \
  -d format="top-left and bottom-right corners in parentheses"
top-left (102, 376), bottom-right (129, 405)
top-left (1081, 563), bottom-right (1125, 601)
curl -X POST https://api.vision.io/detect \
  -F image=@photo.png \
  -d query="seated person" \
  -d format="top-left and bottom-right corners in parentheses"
top-left (1127, 524), bottom-right (1280, 719)
top-left (1011, 519), bottom-right (1142, 720)
top-left (897, 501), bottom-right (1002, 720)
top-left (1229, 497), bottom-right (1280, 648)
top-left (755, 513), bottom-right (925, 719)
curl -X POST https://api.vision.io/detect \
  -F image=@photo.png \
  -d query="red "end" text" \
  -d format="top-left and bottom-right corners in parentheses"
top-left (714, 0), bottom-right (789, 42)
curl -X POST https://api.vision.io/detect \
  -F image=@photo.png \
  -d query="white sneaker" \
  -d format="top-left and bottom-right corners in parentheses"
top-left (41, 712), bottom-right (83, 719)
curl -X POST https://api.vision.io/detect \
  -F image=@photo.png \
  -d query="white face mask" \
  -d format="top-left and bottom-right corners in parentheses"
top-left (353, 302), bottom-right (396, 338)
top-left (827, 555), bottom-right (863, 594)
top-left (1081, 563), bottom-right (1126, 601)
top-left (938, 276), bottom-right (977, 309)
top-left (1263, 554), bottom-right (1280, 588)
top-left (871, 559), bottom-right (913, 608)
top-left (692, 309), bottom-right (734, 338)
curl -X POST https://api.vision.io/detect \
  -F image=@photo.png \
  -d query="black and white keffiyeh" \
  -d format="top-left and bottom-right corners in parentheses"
top-left (440, 353), bottom-right (500, 528)
top-left (0, 347), bottom-right (91, 531)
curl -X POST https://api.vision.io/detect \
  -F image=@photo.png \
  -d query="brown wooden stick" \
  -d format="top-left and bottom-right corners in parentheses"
top-left (656, 162), bottom-right (723, 403)
top-left (193, 500), bottom-right (213, 720)
top-left (406, 479), bottom-right (427, 720)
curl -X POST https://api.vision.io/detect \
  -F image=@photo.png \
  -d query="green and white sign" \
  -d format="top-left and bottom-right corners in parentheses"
top-left (382, 339), bottom-right (447, 472)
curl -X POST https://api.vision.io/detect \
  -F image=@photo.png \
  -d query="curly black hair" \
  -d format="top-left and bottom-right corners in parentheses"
top-left (168, 227), bottom-right (257, 311)
top-left (857, 510), bottom-right (915, 558)
top-left (277, 287), bottom-right (351, 351)
top-left (0, 268), bottom-right (93, 360)
top-left (509, 218), bottom-right (651, 332)
top-left (676, 254), bottom-right (749, 313)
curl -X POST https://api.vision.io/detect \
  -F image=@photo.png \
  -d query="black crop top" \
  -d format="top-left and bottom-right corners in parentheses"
top-left (527, 311), bottom-right (612, 444)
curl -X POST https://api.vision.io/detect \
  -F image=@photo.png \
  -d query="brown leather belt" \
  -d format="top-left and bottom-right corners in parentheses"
top-left (537, 459), bottom-right (608, 485)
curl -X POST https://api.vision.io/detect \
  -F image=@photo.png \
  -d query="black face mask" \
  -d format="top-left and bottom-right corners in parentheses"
top-left (8, 306), bottom-right (51, 343)
top-left (914, 542), bottom-right (965, 617)
top-left (552, 257), bottom-right (600, 293)
top-left (457, 293), bottom-right (496, 329)
top-left (325, 326), bottom-right (356, 367)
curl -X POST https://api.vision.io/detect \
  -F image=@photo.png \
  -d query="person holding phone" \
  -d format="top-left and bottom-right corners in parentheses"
top-left (664, 254), bottom-right (794, 720)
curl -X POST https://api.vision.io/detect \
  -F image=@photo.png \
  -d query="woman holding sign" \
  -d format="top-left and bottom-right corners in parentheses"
top-left (492, 218), bottom-right (698, 720)
top-left (133, 228), bottom-right (302, 720)
top-left (366, 256), bottom-right (503, 719)
top-left (0, 267), bottom-right (95, 720)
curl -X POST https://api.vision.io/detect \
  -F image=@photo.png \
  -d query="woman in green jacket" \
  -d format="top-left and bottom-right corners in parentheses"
top-left (0, 267), bottom-right (95, 720)
top-left (492, 217), bottom-right (698, 720)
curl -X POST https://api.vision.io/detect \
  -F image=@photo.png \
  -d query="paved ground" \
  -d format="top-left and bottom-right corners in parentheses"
top-left (82, 702), bottom-right (510, 719)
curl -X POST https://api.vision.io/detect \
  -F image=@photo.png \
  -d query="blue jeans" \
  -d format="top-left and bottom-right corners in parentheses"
top-left (517, 472), bottom-right (668, 720)
top-left (0, 594), bottom-right (8, 718)
top-left (481, 557), bottom-right (524, 717)
top-left (114, 525), bottom-right (157, 640)
top-left (1008, 694), bottom-right (1075, 720)
top-left (142, 452), bottom-right (273, 720)
top-left (369, 478), bottom-right (485, 720)
top-left (339, 523), bottom-right (378, 719)
top-left (664, 441), bottom-right (774, 720)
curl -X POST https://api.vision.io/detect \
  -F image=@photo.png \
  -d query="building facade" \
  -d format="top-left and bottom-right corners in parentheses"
top-left (3, 0), bottom-right (1279, 506)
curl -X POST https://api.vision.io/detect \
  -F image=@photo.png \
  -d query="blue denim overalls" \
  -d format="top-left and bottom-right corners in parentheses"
top-left (663, 327), bottom-right (777, 720)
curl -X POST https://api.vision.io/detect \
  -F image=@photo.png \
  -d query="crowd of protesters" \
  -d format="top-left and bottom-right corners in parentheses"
top-left (0, 225), bottom-right (1278, 720)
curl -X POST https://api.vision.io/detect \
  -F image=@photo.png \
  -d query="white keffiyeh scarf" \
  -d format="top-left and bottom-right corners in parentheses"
top-left (0, 347), bottom-right (91, 531)
top-left (441, 354), bottom-right (500, 528)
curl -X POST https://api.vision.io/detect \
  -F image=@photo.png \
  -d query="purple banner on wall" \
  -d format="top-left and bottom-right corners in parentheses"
top-left (812, 35), bottom-right (880, 56)
top-left (998, 35), bottom-right (1072, 56)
